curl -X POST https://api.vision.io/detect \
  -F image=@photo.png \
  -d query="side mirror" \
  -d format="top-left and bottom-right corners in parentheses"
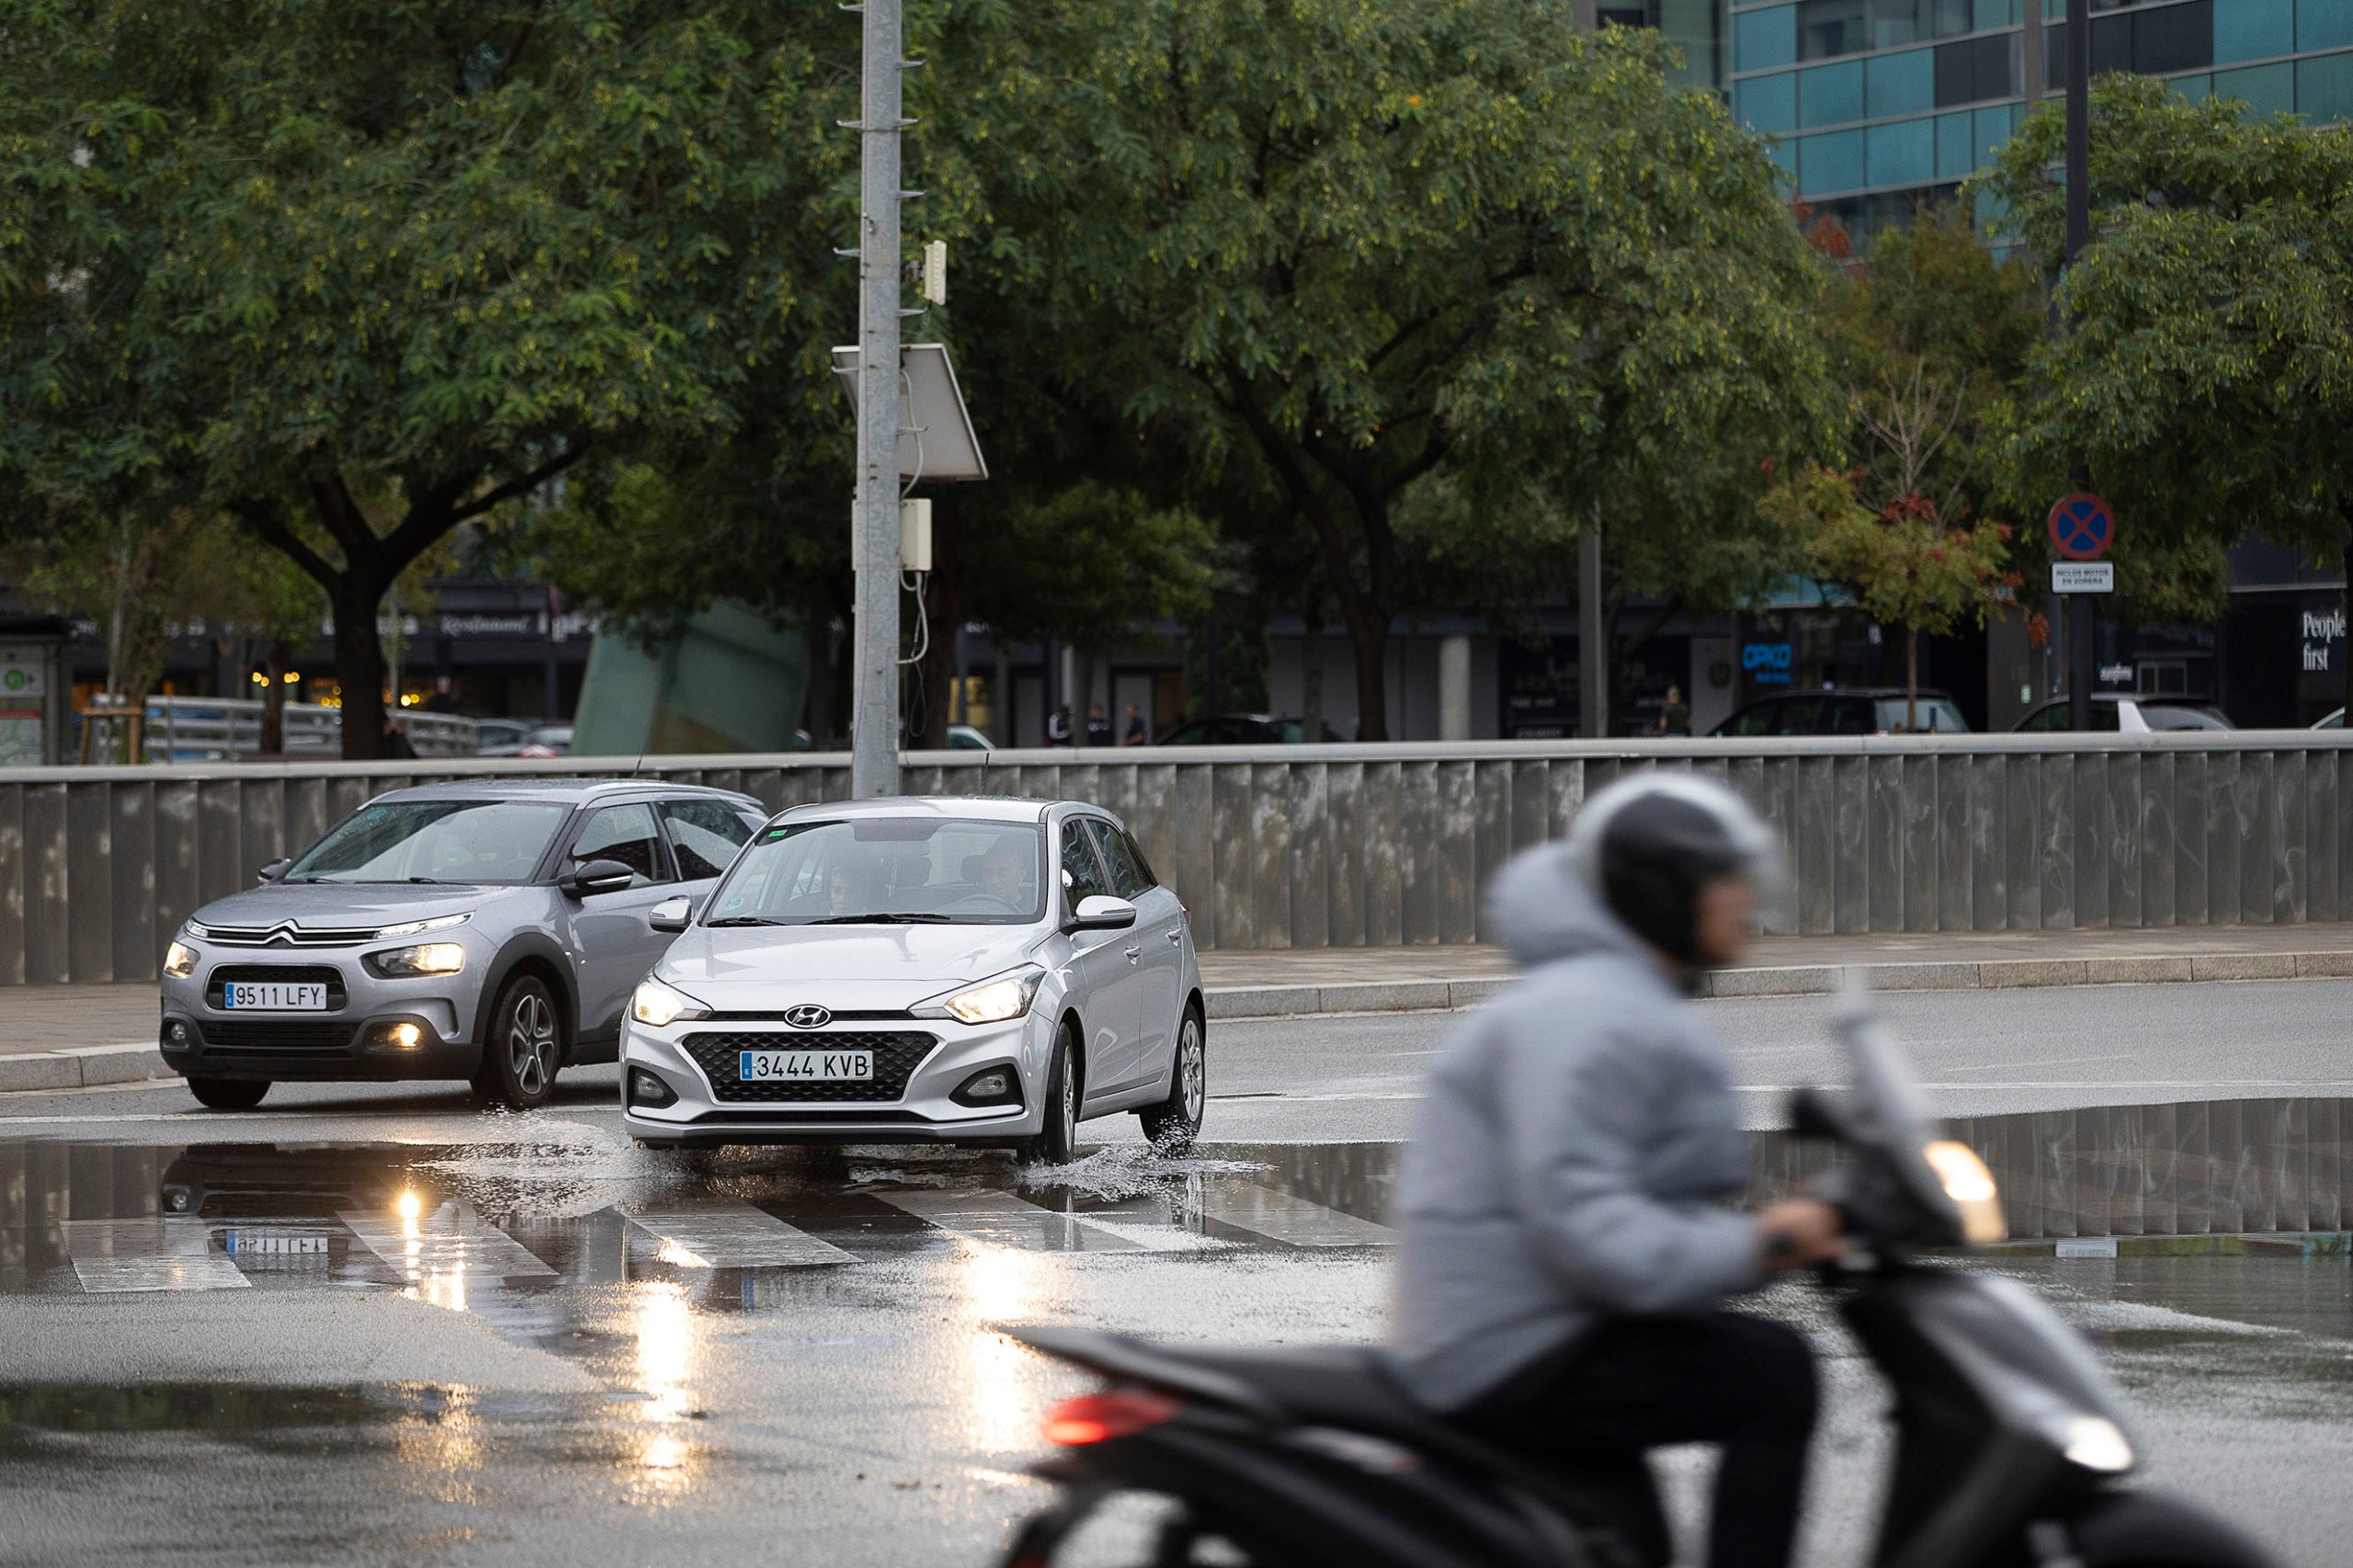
top-left (1067, 894), bottom-right (1137, 932)
top-left (649, 895), bottom-right (693, 933)
top-left (560, 858), bottom-right (636, 898)
top-left (256, 858), bottom-right (291, 885)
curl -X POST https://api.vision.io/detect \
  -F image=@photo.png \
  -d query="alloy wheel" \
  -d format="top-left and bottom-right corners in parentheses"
top-left (1177, 1017), bottom-right (1205, 1121)
top-left (508, 991), bottom-right (556, 1096)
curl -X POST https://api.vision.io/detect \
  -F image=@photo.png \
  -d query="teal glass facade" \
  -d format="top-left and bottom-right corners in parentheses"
top-left (1727, 0), bottom-right (2353, 231)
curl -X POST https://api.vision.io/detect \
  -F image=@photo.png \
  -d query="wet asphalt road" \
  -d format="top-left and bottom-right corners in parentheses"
top-left (3, 980), bottom-right (2351, 1566)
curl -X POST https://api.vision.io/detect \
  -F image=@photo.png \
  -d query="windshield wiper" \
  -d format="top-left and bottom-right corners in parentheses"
top-left (808, 912), bottom-right (953, 925)
top-left (705, 915), bottom-right (789, 927)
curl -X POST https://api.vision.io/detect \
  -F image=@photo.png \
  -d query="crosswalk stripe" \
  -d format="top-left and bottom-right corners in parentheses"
top-left (1188, 1181), bottom-right (1395, 1247)
top-left (619, 1199), bottom-right (855, 1268)
top-left (337, 1202), bottom-right (557, 1282)
top-left (875, 1188), bottom-right (1158, 1253)
top-left (62, 1219), bottom-right (250, 1293)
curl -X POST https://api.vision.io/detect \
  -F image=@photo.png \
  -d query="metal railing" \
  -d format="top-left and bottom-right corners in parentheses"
top-left (0, 731), bottom-right (2349, 984)
top-left (76, 697), bottom-right (477, 764)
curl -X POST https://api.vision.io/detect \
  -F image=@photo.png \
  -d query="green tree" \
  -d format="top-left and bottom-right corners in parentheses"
top-left (1768, 465), bottom-right (2013, 731)
top-left (943, 0), bottom-right (1837, 740)
top-left (1976, 75), bottom-right (2353, 711)
top-left (0, 0), bottom-right (854, 755)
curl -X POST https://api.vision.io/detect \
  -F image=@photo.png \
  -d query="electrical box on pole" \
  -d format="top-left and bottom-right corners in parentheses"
top-left (921, 240), bottom-right (948, 306)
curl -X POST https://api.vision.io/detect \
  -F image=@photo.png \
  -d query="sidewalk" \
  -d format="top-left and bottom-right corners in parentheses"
top-left (8, 921), bottom-right (2353, 1091)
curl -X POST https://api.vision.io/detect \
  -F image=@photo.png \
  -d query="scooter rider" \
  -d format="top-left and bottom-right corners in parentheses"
top-left (1389, 774), bottom-right (1847, 1568)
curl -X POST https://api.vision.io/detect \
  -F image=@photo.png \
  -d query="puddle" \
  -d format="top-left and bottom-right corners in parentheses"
top-left (1017, 1145), bottom-right (1270, 1200)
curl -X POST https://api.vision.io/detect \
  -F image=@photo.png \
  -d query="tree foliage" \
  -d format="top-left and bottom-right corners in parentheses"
top-left (1976, 76), bottom-right (2353, 703)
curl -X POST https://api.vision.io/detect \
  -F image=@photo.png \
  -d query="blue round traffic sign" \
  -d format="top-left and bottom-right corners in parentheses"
top-left (2047, 493), bottom-right (2114, 561)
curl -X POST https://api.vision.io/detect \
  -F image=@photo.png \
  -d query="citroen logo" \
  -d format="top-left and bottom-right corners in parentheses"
top-left (783, 1004), bottom-right (832, 1029)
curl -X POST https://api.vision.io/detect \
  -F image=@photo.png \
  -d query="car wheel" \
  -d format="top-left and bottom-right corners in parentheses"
top-left (472, 973), bottom-right (562, 1111)
top-left (186, 1077), bottom-right (269, 1110)
top-left (1138, 1007), bottom-right (1206, 1153)
top-left (1019, 1029), bottom-right (1081, 1166)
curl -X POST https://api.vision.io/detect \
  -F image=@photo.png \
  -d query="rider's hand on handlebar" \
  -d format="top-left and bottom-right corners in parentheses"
top-left (1756, 1199), bottom-right (1849, 1271)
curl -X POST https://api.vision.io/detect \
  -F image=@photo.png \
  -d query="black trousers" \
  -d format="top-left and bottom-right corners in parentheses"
top-left (1453, 1312), bottom-right (1818, 1568)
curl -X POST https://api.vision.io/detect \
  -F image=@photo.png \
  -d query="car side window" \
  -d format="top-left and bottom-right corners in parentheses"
top-left (2018, 702), bottom-right (2067, 733)
top-left (1120, 829), bottom-right (1160, 892)
top-left (1832, 699), bottom-right (1874, 736)
top-left (1059, 820), bottom-right (1112, 911)
top-left (1086, 820), bottom-right (1149, 900)
top-left (570, 802), bottom-right (670, 888)
top-left (1722, 703), bottom-right (1779, 737)
top-left (662, 799), bottom-right (755, 881)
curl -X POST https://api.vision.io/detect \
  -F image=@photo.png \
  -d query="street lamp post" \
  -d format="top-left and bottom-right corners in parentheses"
top-left (2063, 0), bottom-right (2095, 733)
top-left (850, 0), bottom-right (908, 798)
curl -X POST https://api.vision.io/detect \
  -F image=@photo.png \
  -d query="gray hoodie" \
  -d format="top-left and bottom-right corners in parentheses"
top-left (1385, 844), bottom-right (1764, 1410)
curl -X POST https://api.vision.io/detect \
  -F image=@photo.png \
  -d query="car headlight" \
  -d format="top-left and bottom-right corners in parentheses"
top-left (631, 976), bottom-right (710, 1028)
top-left (163, 940), bottom-right (199, 979)
top-left (375, 912), bottom-right (472, 939)
top-left (914, 965), bottom-right (1046, 1025)
top-left (2051, 1415), bottom-right (2134, 1473)
top-left (364, 942), bottom-right (467, 978)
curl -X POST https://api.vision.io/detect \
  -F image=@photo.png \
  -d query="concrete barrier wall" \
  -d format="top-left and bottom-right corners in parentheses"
top-left (2, 732), bottom-right (2349, 984)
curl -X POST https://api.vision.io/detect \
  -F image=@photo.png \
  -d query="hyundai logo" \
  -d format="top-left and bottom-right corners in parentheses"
top-left (783, 1004), bottom-right (833, 1029)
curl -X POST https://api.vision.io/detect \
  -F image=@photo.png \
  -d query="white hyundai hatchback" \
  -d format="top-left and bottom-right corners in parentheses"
top-left (619, 797), bottom-right (1205, 1162)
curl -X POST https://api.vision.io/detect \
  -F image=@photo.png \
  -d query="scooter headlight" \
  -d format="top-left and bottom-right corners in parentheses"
top-left (1923, 1141), bottom-right (2006, 1244)
top-left (2051, 1415), bottom-right (2134, 1473)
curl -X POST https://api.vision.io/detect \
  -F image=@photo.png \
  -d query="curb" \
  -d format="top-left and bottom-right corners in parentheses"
top-left (0, 1041), bottom-right (166, 1094)
top-left (1206, 949), bottom-right (2353, 1020)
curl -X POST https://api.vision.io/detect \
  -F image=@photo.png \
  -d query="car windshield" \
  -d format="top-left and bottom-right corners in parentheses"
top-left (1872, 697), bottom-right (1970, 734)
top-left (701, 817), bottom-right (1047, 926)
top-left (286, 800), bottom-right (571, 884)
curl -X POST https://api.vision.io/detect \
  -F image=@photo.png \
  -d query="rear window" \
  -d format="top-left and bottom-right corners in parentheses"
top-left (1873, 698), bottom-right (1969, 734)
top-left (2139, 703), bottom-right (2231, 731)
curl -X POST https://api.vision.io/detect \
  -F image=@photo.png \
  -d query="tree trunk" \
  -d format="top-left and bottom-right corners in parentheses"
top-left (261, 638), bottom-right (290, 755)
top-left (1300, 594), bottom-right (1324, 744)
top-left (1905, 627), bottom-right (1920, 734)
top-left (334, 581), bottom-right (390, 760)
top-left (1344, 606), bottom-right (1390, 743)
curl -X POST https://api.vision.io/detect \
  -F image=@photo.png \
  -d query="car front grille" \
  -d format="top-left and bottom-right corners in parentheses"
top-left (199, 926), bottom-right (378, 949)
top-left (678, 1030), bottom-right (939, 1103)
top-left (195, 1019), bottom-right (359, 1058)
top-left (204, 964), bottom-right (349, 1010)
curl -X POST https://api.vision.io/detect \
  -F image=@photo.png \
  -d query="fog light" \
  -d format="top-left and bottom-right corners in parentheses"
top-left (629, 1068), bottom-right (677, 1108)
top-left (365, 1020), bottom-right (426, 1051)
top-left (950, 1065), bottom-right (1021, 1108)
top-left (162, 1185), bottom-right (194, 1213)
top-left (161, 1019), bottom-right (192, 1051)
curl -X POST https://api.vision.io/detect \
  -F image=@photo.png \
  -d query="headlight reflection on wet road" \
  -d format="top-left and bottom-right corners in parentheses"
top-left (958, 1244), bottom-right (1053, 1457)
top-left (632, 1281), bottom-right (699, 1490)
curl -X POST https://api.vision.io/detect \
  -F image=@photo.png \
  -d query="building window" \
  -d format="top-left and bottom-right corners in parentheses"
top-left (1799, 0), bottom-right (1868, 59)
top-left (2047, 2), bottom-right (2212, 88)
top-left (1868, 116), bottom-right (1938, 186)
top-left (1935, 32), bottom-right (2016, 105)
top-left (2298, 49), bottom-right (2353, 120)
top-left (1737, 70), bottom-right (1801, 131)
top-left (1972, 102), bottom-right (2017, 167)
top-left (1935, 109), bottom-right (1976, 178)
top-left (1801, 127), bottom-right (1869, 194)
top-left (2302, 0), bottom-right (2353, 54)
top-left (1736, 5), bottom-right (1800, 70)
top-left (1800, 58), bottom-right (1867, 124)
top-left (2214, 0), bottom-right (2292, 63)
top-left (1867, 48), bottom-right (1938, 114)
top-left (2213, 59), bottom-right (2295, 114)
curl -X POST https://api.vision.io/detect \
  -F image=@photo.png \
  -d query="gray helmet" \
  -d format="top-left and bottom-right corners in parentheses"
top-left (1563, 773), bottom-right (1780, 965)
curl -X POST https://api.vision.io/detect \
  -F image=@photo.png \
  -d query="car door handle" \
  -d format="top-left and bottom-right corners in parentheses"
top-left (1164, 928), bottom-right (1183, 945)
top-left (1123, 945), bottom-right (1142, 962)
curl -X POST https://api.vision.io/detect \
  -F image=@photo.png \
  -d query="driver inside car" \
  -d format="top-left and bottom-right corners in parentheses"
top-left (1388, 774), bottom-right (1849, 1568)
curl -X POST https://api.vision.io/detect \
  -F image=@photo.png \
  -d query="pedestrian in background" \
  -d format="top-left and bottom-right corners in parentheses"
top-left (1120, 703), bottom-right (1148, 745)
top-left (1086, 703), bottom-right (1113, 746)
top-left (1656, 684), bottom-right (1691, 737)
top-left (1046, 706), bottom-right (1074, 746)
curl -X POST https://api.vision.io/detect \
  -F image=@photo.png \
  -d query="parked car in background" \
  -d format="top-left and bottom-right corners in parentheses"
top-left (2012, 695), bottom-right (2234, 733)
top-left (473, 718), bottom-right (539, 756)
top-left (946, 724), bottom-right (995, 750)
top-left (620, 797), bottom-right (1205, 1163)
top-left (2314, 709), bottom-right (2343, 730)
top-left (515, 724), bottom-right (574, 757)
top-left (1154, 714), bottom-right (1343, 745)
top-left (158, 780), bottom-right (766, 1112)
top-left (1711, 687), bottom-right (1971, 736)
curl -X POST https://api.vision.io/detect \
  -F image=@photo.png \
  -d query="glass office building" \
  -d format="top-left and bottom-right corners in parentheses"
top-left (1727, 0), bottom-right (2353, 234)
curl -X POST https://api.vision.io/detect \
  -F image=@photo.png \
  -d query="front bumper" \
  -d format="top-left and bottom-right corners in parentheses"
top-left (620, 1007), bottom-right (1054, 1146)
top-left (158, 944), bottom-right (488, 1083)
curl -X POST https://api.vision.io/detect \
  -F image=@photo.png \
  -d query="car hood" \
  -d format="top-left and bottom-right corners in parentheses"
top-left (191, 882), bottom-right (519, 930)
top-left (657, 923), bottom-right (1043, 1011)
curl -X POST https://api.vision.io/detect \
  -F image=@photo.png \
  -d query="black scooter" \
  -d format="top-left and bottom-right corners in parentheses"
top-left (997, 1000), bottom-right (2278, 1568)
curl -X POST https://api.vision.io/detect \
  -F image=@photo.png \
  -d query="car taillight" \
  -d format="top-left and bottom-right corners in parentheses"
top-left (1041, 1389), bottom-right (1179, 1446)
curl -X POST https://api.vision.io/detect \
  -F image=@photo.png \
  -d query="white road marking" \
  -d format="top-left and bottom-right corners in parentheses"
top-left (338, 1202), bottom-right (556, 1282)
top-left (1187, 1180), bottom-right (1395, 1247)
top-left (62, 1218), bottom-right (249, 1292)
top-left (620, 1199), bottom-right (855, 1268)
top-left (876, 1188), bottom-right (1164, 1253)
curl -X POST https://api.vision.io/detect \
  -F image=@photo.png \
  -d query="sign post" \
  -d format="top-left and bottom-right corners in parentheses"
top-left (2047, 492), bottom-right (2116, 728)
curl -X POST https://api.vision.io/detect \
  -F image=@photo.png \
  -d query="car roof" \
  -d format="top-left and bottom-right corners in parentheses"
top-left (369, 778), bottom-right (761, 808)
top-left (774, 795), bottom-right (1056, 824)
top-left (1751, 687), bottom-right (1956, 700)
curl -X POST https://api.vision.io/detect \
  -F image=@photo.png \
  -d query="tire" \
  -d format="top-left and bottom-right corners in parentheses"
top-left (1138, 1006), bottom-right (1206, 1153)
top-left (186, 1077), bottom-right (269, 1110)
top-left (1019, 1029), bottom-right (1081, 1165)
top-left (472, 972), bottom-right (563, 1111)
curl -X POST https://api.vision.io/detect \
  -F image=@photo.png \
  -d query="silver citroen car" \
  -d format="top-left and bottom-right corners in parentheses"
top-left (619, 797), bottom-right (1206, 1162)
top-left (157, 779), bottom-right (767, 1111)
